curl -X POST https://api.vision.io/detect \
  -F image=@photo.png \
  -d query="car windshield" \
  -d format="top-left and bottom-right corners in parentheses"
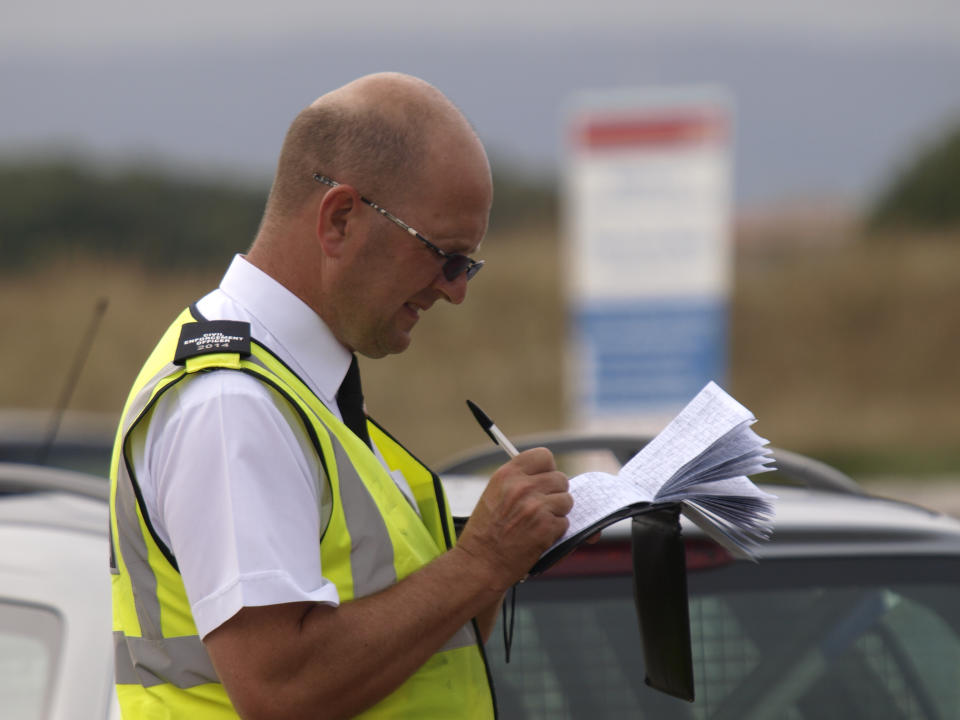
top-left (484, 555), bottom-right (960, 719)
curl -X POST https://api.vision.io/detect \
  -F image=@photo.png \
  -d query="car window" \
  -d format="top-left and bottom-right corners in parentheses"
top-left (0, 602), bottom-right (62, 720)
top-left (484, 556), bottom-right (960, 719)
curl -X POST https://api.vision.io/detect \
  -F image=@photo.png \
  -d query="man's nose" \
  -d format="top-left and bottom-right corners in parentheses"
top-left (432, 269), bottom-right (468, 305)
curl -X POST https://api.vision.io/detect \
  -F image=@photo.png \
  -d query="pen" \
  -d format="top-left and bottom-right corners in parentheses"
top-left (466, 400), bottom-right (520, 458)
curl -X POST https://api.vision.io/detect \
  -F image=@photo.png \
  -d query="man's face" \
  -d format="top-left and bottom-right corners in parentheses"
top-left (333, 158), bottom-right (492, 358)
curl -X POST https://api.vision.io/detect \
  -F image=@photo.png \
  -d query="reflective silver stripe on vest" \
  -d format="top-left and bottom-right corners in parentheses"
top-left (115, 362), bottom-right (180, 642)
top-left (441, 622), bottom-right (480, 653)
top-left (121, 363), bottom-right (180, 439)
top-left (114, 362), bottom-right (219, 688)
top-left (115, 456), bottom-right (162, 639)
top-left (326, 421), bottom-right (477, 653)
top-left (114, 631), bottom-right (219, 688)
top-left (329, 433), bottom-right (399, 598)
top-left (243, 355), bottom-right (399, 599)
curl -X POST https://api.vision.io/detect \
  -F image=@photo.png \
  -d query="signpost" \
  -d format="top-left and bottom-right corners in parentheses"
top-left (565, 88), bottom-right (733, 431)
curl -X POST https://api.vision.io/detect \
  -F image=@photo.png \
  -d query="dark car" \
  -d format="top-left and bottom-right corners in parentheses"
top-left (439, 434), bottom-right (960, 720)
top-left (0, 410), bottom-right (116, 476)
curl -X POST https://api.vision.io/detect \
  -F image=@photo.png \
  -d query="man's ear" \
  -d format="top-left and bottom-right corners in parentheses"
top-left (316, 185), bottom-right (359, 258)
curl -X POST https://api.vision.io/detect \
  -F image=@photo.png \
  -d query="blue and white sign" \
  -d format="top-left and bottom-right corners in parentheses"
top-left (564, 88), bottom-right (733, 431)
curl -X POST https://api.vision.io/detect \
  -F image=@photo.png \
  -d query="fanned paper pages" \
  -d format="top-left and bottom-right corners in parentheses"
top-left (532, 382), bottom-right (776, 574)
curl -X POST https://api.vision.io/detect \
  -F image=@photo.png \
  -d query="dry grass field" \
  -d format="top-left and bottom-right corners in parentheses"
top-left (732, 234), bottom-right (960, 473)
top-left (2, 221), bottom-right (958, 477)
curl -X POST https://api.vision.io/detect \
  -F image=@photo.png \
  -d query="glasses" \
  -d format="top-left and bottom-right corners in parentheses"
top-left (313, 174), bottom-right (484, 281)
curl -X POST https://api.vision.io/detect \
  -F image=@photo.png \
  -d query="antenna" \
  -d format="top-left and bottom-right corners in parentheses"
top-left (36, 297), bottom-right (109, 466)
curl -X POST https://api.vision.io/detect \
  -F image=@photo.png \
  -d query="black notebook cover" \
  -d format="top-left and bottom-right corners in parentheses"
top-left (528, 501), bottom-right (654, 576)
top-left (631, 504), bottom-right (695, 702)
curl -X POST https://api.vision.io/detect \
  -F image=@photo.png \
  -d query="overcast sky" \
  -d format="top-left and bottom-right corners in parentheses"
top-left (7, 0), bottom-right (960, 52)
top-left (4, 0), bottom-right (960, 207)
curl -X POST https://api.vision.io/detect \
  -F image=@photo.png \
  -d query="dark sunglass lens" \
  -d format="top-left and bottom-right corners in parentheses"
top-left (442, 255), bottom-right (471, 281)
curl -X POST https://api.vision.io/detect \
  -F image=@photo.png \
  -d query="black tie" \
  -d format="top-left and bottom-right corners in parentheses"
top-left (337, 355), bottom-right (371, 448)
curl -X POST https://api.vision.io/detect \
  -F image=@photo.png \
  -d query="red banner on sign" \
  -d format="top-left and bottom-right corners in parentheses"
top-left (574, 113), bottom-right (727, 149)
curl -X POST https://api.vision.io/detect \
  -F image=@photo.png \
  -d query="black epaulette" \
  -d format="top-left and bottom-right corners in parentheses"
top-left (173, 320), bottom-right (252, 365)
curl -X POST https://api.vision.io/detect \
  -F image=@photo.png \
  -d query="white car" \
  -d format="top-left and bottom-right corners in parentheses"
top-left (0, 463), bottom-right (118, 720)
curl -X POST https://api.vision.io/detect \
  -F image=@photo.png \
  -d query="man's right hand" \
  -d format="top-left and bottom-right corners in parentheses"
top-left (454, 447), bottom-right (572, 592)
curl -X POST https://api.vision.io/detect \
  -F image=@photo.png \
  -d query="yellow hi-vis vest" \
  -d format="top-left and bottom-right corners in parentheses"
top-left (109, 307), bottom-right (496, 719)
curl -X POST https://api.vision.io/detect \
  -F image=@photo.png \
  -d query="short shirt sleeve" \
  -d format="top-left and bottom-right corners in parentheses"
top-left (134, 369), bottom-right (340, 638)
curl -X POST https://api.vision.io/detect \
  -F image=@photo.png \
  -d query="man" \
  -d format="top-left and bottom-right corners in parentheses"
top-left (109, 72), bottom-right (572, 719)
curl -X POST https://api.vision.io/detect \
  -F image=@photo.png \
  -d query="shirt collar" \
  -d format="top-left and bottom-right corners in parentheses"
top-left (217, 254), bottom-right (352, 408)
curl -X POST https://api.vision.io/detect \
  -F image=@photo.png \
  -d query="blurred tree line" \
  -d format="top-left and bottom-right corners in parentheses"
top-left (867, 120), bottom-right (960, 233)
top-left (0, 158), bottom-right (557, 271)
top-left (0, 162), bottom-right (266, 270)
top-left (3, 110), bottom-right (958, 273)
top-left (2, 115), bottom-right (957, 269)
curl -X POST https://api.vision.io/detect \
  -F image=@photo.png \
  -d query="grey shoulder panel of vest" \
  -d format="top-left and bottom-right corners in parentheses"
top-left (173, 320), bottom-right (252, 365)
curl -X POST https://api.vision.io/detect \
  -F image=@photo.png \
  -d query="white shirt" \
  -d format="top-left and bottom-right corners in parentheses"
top-left (130, 255), bottom-right (400, 638)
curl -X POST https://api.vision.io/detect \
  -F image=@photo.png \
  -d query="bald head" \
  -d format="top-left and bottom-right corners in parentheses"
top-left (261, 73), bottom-right (489, 225)
top-left (247, 73), bottom-right (493, 356)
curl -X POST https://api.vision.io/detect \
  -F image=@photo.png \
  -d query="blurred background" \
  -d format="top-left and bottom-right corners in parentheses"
top-left (2, 0), bottom-right (959, 503)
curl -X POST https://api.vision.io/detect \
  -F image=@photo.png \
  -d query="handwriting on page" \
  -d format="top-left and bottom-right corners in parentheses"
top-left (619, 382), bottom-right (756, 499)
top-left (559, 472), bottom-right (645, 543)
top-left (533, 380), bottom-right (776, 572)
